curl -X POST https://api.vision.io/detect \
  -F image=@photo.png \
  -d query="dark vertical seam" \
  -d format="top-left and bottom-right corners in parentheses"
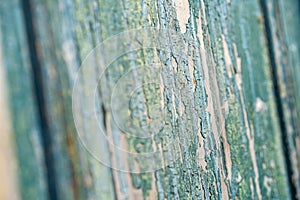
top-left (101, 103), bottom-right (118, 200)
top-left (103, 106), bottom-right (118, 200)
top-left (259, 1), bottom-right (297, 199)
top-left (21, 0), bottom-right (58, 199)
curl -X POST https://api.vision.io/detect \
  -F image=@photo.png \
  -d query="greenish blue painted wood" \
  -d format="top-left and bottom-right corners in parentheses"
top-left (0, 0), bottom-right (299, 199)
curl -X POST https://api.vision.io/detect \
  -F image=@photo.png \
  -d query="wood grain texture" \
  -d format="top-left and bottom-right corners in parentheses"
top-left (0, 0), bottom-right (48, 199)
top-left (0, 0), bottom-right (299, 199)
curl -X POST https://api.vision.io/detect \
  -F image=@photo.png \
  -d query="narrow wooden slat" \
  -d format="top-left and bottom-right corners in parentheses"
top-left (0, 28), bottom-right (21, 200)
top-left (0, 0), bottom-right (49, 199)
top-left (261, 0), bottom-right (300, 198)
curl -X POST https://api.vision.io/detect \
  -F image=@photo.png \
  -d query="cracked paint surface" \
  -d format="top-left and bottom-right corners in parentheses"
top-left (1, 0), bottom-right (299, 199)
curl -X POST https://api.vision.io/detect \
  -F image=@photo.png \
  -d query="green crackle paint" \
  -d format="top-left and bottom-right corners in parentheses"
top-left (3, 0), bottom-right (297, 199)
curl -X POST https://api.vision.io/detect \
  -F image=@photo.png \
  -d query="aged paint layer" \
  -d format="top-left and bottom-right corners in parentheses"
top-left (0, 0), bottom-right (298, 199)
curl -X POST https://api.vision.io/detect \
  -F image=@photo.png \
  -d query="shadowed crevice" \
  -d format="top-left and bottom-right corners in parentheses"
top-left (21, 0), bottom-right (58, 199)
top-left (259, 1), bottom-right (297, 199)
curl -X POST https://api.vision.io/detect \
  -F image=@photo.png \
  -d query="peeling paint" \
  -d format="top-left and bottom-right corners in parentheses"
top-left (222, 35), bottom-right (233, 79)
top-left (255, 98), bottom-right (267, 112)
top-left (173, 0), bottom-right (190, 33)
top-left (263, 176), bottom-right (273, 197)
top-left (197, 14), bottom-right (231, 200)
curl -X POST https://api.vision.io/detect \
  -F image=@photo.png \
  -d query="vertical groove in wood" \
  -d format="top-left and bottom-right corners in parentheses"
top-left (0, 0), bottom-right (49, 199)
top-left (260, 0), bottom-right (300, 198)
top-left (259, 0), bottom-right (298, 198)
top-left (21, 0), bottom-right (58, 199)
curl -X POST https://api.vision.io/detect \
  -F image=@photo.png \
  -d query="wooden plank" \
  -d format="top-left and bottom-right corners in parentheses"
top-left (20, 0), bottom-right (89, 199)
top-left (262, 0), bottom-right (300, 198)
top-left (0, 0), bottom-right (49, 199)
top-left (69, 0), bottom-right (293, 199)
top-left (1, 0), bottom-right (299, 199)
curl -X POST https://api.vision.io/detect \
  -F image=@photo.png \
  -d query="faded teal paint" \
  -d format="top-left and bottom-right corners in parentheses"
top-left (0, 0), bottom-right (298, 199)
top-left (0, 0), bottom-right (48, 199)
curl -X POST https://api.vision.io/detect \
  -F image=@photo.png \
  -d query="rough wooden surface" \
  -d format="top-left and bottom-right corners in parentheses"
top-left (0, 0), bottom-right (299, 199)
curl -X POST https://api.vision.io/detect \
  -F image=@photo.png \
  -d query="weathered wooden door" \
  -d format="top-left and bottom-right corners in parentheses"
top-left (0, 0), bottom-right (299, 199)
